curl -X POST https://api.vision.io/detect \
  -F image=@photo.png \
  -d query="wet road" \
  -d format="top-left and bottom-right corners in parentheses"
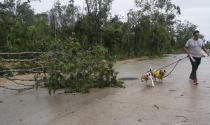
top-left (0, 54), bottom-right (210, 125)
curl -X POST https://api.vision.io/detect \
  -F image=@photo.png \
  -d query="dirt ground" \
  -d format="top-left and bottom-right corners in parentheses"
top-left (0, 54), bottom-right (210, 125)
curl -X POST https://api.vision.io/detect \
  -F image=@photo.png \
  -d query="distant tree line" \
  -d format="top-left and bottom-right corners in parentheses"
top-left (0, 0), bottom-right (201, 57)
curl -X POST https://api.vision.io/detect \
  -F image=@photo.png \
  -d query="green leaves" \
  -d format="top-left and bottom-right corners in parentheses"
top-left (124, 0), bottom-right (187, 56)
top-left (45, 39), bottom-right (123, 94)
top-left (175, 21), bottom-right (197, 49)
top-left (0, 0), bottom-right (52, 52)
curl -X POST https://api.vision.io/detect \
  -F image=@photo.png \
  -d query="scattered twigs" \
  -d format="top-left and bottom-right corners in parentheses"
top-left (0, 52), bottom-right (45, 55)
top-left (0, 66), bottom-right (48, 74)
top-left (5, 77), bottom-right (34, 87)
top-left (0, 85), bottom-right (33, 92)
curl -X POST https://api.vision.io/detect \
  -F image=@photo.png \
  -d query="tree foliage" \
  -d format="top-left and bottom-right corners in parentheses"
top-left (0, 0), bottom-right (199, 55)
top-left (45, 38), bottom-right (123, 94)
top-left (175, 20), bottom-right (197, 48)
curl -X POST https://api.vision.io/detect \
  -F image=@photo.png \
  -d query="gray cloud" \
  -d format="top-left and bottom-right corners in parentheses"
top-left (172, 0), bottom-right (210, 40)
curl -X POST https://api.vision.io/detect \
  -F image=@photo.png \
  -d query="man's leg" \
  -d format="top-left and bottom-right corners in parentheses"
top-left (194, 57), bottom-right (201, 83)
top-left (189, 58), bottom-right (196, 80)
top-left (190, 57), bottom-right (201, 84)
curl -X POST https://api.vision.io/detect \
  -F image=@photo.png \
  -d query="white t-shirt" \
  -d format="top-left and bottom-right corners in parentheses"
top-left (185, 38), bottom-right (204, 57)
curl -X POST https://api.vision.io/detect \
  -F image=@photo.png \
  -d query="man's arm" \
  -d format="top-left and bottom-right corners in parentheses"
top-left (184, 47), bottom-right (195, 62)
top-left (184, 39), bottom-right (190, 55)
top-left (202, 46), bottom-right (209, 57)
top-left (184, 47), bottom-right (190, 55)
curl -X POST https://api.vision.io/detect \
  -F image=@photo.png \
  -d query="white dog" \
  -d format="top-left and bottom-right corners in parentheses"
top-left (140, 69), bottom-right (166, 87)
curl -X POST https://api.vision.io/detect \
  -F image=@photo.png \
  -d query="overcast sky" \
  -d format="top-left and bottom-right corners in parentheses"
top-left (1, 0), bottom-right (209, 40)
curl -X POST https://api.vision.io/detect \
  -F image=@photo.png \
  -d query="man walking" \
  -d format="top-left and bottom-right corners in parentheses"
top-left (184, 30), bottom-right (209, 85)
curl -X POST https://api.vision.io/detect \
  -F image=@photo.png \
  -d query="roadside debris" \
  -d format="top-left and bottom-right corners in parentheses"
top-left (153, 104), bottom-right (160, 110)
top-left (176, 116), bottom-right (189, 122)
top-left (137, 119), bottom-right (142, 122)
top-left (168, 89), bottom-right (176, 92)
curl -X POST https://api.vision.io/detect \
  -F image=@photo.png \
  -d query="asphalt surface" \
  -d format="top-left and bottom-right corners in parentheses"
top-left (0, 54), bottom-right (210, 125)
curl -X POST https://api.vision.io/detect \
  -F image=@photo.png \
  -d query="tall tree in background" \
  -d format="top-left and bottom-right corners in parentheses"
top-left (0, 0), bottom-right (16, 52)
top-left (8, 0), bottom-right (52, 51)
top-left (49, 0), bottom-right (78, 40)
top-left (0, 0), bottom-right (201, 56)
top-left (0, 0), bottom-right (51, 52)
top-left (125, 0), bottom-right (181, 56)
top-left (102, 15), bottom-right (124, 54)
top-left (81, 0), bottom-right (113, 45)
top-left (175, 20), bottom-right (197, 49)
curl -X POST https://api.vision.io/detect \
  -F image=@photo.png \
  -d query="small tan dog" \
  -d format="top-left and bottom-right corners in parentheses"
top-left (141, 69), bottom-right (166, 87)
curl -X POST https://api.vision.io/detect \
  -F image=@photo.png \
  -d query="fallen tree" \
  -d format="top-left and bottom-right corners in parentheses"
top-left (44, 39), bottom-right (123, 94)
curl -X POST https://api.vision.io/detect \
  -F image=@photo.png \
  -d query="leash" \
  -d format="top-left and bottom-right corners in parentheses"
top-left (159, 56), bottom-right (188, 70)
top-left (159, 56), bottom-right (188, 78)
